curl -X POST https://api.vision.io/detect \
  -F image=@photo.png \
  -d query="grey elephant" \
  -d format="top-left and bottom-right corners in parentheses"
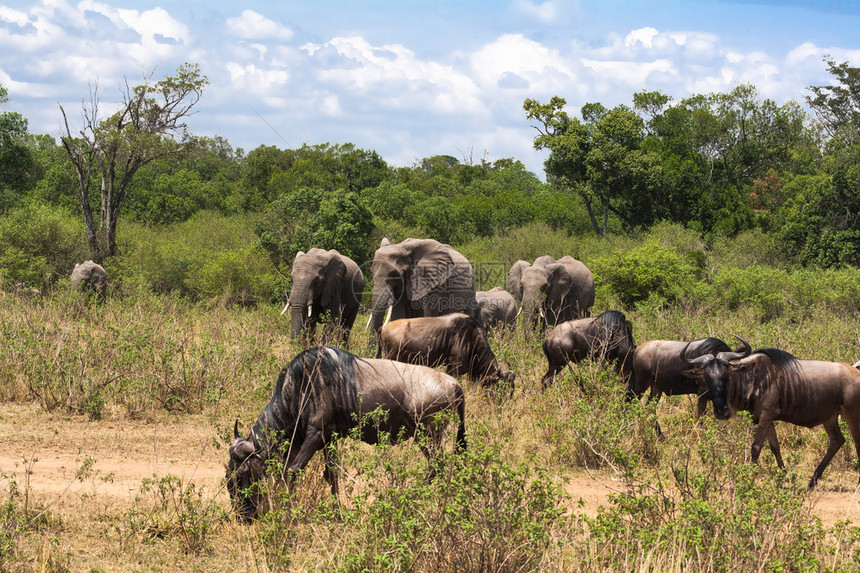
top-left (507, 256), bottom-right (594, 334)
top-left (369, 238), bottom-right (479, 353)
top-left (70, 260), bottom-right (107, 299)
top-left (475, 287), bottom-right (518, 330)
top-left (282, 248), bottom-right (365, 347)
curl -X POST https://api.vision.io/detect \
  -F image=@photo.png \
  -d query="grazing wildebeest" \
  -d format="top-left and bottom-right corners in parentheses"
top-left (227, 347), bottom-right (466, 522)
top-left (541, 310), bottom-right (636, 389)
top-left (475, 287), bottom-right (518, 330)
top-left (684, 338), bottom-right (860, 489)
top-left (380, 313), bottom-right (516, 391)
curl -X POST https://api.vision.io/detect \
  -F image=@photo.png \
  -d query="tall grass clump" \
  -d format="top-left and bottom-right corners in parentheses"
top-left (332, 431), bottom-right (567, 573)
top-left (573, 415), bottom-right (860, 572)
top-left (0, 289), bottom-right (291, 419)
top-left (534, 364), bottom-right (660, 475)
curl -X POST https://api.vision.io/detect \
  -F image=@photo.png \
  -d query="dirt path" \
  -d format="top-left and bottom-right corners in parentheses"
top-left (2, 403), bottom-right (859, 528)
top-left (0, 404), bottom-right (227, 504)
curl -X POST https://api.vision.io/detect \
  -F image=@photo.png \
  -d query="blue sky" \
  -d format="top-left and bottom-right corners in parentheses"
top-left (1, 0), bottom-right (859, 176)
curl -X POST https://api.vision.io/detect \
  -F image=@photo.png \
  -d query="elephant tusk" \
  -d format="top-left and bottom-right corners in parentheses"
top-left (365, 314), bottom-right (373, 331)
top-left (382, 305), bottom-right (393, 328)
top-left (539, 308), bottom-right (546, 320)
top-left (280, 302), bottom-right (290, 316)
top-left (515, 306), bottom-right (522, 318)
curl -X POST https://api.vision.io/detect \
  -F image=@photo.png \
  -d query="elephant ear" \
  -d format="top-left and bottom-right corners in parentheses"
top-left (548, 263), bottom-right (573, 299)
top-left (407, 247), bottom-right (454, 302)
top-left (507, 260), bottom-right (529, 303)
top-left (321, 255), bottom-right (346, 307)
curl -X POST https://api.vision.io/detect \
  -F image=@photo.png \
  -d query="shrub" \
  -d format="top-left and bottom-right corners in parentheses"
top-left (592, 239), bottom-right (702, 308)
top-left (0, 202), bottom-right (87, 287)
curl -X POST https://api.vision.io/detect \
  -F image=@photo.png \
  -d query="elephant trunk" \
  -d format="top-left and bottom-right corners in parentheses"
top-left (289, 290), bottom-right (311, 340)
top-left (520, 290), bottom-right (543, 333)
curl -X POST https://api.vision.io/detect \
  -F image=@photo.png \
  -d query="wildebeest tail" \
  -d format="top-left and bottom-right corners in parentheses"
top-left (455, 385), bottom-right (467, 451)
top-left (541, 338), bottom-right (550, 360)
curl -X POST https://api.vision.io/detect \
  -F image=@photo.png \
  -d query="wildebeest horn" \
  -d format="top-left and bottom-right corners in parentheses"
top-left (280, 301), bottom-right (290, 316)
top-left (233, 419), bottom-right (240, 440)
top-left (718, 334), bottom-right (752, 362)
top-left (681, 339), bottom-right (712, 366)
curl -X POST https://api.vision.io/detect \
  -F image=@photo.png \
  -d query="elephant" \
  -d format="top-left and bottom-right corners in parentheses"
top-left (475, 287), bottom-right (518, 330)
top-left (70, 260), bottom-right (107, 299)
top-left (282, 248), bottom-right (365, 347)
top-left (369, 238), bottom-right (479, 353)
top-left (507, 256), bottom-right (594, 335)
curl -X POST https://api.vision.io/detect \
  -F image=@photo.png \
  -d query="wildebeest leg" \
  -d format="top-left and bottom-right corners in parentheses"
top-left (645, 389), bottom-right (665, 439)
top-left (749, 417), bottom-right (776, 464)
top-left (842, 413), bottom-right (860, 486)
top-left (322, 443), bottom-right (341, 500)
top-left (694, 381), bottom-right (711, 422)
top-left (809, 416), bottom-right (846, 489)
top-left (766, 425), bottom-right (785, 469)
top-left (286, 429), bottom-right (327, 483)
top-left (417, 428), bottom-right (444, 482)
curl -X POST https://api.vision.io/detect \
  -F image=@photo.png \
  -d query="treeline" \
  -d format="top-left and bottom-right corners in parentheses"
top-left (0, 60), bottom-right (857, 303)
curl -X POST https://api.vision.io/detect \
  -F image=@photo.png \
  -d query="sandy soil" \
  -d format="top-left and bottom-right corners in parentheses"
top-left (2, 402), bottom-right (860, 531)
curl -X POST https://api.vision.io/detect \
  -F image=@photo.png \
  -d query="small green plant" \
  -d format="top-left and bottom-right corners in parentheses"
top-left (125, 474), bottom-right (226, 555)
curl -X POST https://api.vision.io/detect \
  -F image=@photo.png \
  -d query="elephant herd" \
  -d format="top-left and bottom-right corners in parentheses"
top-left (281, 237), bottom-right (860, 493)
top-left (286, 238), bottom-right (597, 350)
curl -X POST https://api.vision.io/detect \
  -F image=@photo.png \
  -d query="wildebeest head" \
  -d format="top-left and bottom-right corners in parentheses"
top-left (226, 420), bottom-right (268, 523)
top-left (682, 335), bottom-right (752, 420)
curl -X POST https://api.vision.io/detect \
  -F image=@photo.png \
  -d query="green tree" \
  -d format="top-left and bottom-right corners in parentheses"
top-left (807, 58), bottom-right (860, 140)
top-left (59, 63), bottom-right (209, 262)
top-left (256, 187), bottom-right (374, 266)
top-left (0, 84), bottom-right (36, 210)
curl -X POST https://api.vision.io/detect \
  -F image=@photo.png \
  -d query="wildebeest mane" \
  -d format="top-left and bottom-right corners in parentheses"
top-left (250, 347), bottom-right (361, 455)
top-left (728, 347), bottom-right (804, 412)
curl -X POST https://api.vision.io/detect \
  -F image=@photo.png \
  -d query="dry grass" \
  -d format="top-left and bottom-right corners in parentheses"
top-left (1, 290), bottom-right (860, 571)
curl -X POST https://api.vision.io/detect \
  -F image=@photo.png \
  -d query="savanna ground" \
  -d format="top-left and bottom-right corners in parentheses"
top-left (2, 284), bottom-right (860, 572)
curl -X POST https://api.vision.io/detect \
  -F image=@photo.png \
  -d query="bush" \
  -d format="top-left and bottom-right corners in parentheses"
top-left (0, 202), bottom-right (87, 287)
top-left (115, 211), bottom-right (281, 302)
top-left (592, 239), bottom-right (702, 309)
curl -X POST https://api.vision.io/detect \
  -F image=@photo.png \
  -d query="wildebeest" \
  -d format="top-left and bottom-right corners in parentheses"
top-left (684, 338), bottom-right (860, 489)
top-left (541, 310), bottom-right (636, 389)
top-left (631, 337), bottom-right (735, 414)
top-left (631, 337), bottom-right (742, 436)
top-left (379, 313), bottom-right (516, 391)
top-left (227, 347), bottom-right (466, 522)
top-left (475, 287), bottom-right (518, 330)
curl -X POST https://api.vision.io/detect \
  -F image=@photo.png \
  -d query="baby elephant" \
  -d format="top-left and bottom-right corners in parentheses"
top-left (71, 260), bottom-right (108, 299)
top-left (380, 313), bottom-right (515, 391)
top-left (541, 310), bottom-right (636, 389)
top-left (475, 287), bottom-right (518, 330)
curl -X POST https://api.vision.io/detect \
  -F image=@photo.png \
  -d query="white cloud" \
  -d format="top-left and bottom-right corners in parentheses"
top-left (225, 62), bottom-right (289, 91)
top-left (625, 27), bottom-right (659, 49)
top-left (470, 34), bottom-right (577, 94)
top-left (0, 5), bottom-right (29, 26)
top-left (306, 36), bottom-right (483, 113)
top-left (226, 10), bottom-right (292, 41)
